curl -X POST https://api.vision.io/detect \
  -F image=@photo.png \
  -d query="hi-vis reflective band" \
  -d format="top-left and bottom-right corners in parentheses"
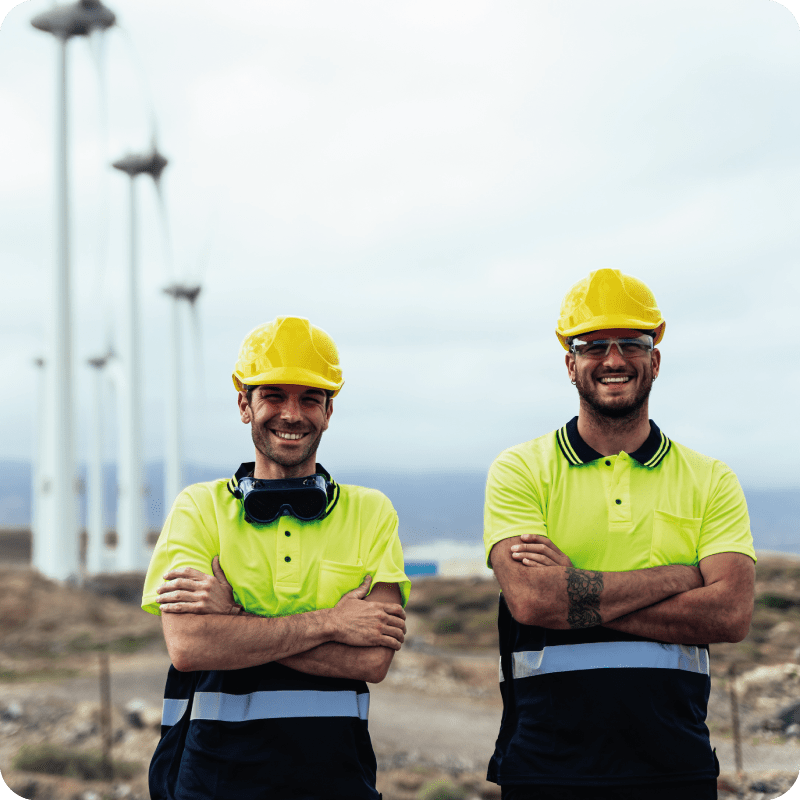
top-left (161, 690), bottom-right (370, 726)
top-left (162, 698), bottom-right (189, 727)
top-left (499, 641), bottom-right (709, 682)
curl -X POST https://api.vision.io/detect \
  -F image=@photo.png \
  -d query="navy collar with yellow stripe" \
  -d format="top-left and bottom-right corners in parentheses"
top-left (556, 416), bottom-right (671, 468)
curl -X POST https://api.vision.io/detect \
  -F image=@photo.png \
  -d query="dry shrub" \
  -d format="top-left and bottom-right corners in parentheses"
top-left (12, 743), bottom-right (139, 781)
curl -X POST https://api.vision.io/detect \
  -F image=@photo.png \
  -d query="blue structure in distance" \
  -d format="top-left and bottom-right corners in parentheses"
top-left (405, 561), bottom-right (438, 577)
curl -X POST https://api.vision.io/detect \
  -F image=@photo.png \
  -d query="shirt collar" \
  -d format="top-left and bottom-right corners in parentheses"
top-left (556, 416), bottom-right (671, 468)
top-left (226, 462), bottom-right (339, 513)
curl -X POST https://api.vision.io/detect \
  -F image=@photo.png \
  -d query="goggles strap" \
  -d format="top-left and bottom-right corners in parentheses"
top-left (227, 462), bottom-right (340, 522)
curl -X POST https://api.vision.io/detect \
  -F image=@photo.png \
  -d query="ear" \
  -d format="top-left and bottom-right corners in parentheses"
top-left (565, 352), bottom-right (576, 383)
top-left (323, 397), bottom-right (333, 430)
top-left (238, 391), bottom-right (252, 424)
top-left (651, 348), bottom-right (661, 380)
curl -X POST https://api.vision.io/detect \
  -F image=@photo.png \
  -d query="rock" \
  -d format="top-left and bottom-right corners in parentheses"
top-left (736, 663), bottom-right (800, 699)
top-left (123, 699), bottom-right (147, 729)
top-left (776, 700), bottom-right (800, 729)
top-left (786, 723), bottom-right (800, 737)
top-left (122, 699), bottom-right (160, 730)
top-left (767, 620), bottom-right (797, 642)
top-left (139, 706), bottom-right (163, 730)
top-left (9, 779), bottom-right (38, 799)
top-left (2, 700), bottom-right (23, 720)
top-left (0, 721), bottom-right (21, 736)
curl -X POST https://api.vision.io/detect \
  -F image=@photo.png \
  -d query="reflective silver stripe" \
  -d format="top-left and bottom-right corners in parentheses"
top-left (357, 692), bottom-right (370, 720)
top-left (190, 690), bottom-right (370, 722)
top-left (162, 698), bottom-right (190, 727)
top-left (511, 641), bottom-right (709, 679)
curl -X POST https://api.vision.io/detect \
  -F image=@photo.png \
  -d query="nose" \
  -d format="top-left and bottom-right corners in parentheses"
top-left (601, 344), bottom-right (627, 368)
top-left (279, 395), bottom-right (303, 422)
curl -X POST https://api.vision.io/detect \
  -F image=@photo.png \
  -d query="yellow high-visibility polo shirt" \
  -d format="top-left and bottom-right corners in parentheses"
top-left (484, 417), bottom-right (756, 571)
top-left (142, 463), bottom-right (410, 617)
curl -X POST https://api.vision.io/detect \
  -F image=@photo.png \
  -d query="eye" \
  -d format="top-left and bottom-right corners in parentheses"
top-left (620, 342), bottom-right (648, 356)
top-left (584, 343), bottom-right (608, 356)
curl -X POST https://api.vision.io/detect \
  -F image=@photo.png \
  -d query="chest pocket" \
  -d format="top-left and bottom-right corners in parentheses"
top-left (316, 560), bottom-right (365, 610)
top-left (649, 510), bottom-right (701, 567)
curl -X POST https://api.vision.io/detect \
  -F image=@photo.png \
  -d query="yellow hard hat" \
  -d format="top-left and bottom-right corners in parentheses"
top-left (556, 268), bottom-right (665, 350)
top-left (232, 316), bottom-right (344, 396)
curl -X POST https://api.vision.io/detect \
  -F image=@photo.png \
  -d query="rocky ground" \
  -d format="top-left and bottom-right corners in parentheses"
top-left (0, 558), bottom-right (799, 799)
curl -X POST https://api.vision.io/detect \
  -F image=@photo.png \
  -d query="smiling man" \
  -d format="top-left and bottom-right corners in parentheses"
top-left (484, 269), bottom-right (756, 799)
top-left (141, 316), bottom-right (410, 800)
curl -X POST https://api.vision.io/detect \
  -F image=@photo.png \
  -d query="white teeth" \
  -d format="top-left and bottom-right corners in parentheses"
top-left (600, 377), bottom-right (630, 384)
top-left (274, 431), bottom-right (303, 440)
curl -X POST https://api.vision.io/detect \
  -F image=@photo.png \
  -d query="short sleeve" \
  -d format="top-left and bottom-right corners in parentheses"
top-left (697, 465), bottom-right (757, 563)
top-left (484, 450), bottom-right (549, 567)
top-left (365, 496), bottom-right (411, 607)
top-left (141, 487), bottom-right (219, 615)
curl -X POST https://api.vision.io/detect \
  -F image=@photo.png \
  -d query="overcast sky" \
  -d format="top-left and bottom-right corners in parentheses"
top-left (1, 0), bottom-right (800, 492)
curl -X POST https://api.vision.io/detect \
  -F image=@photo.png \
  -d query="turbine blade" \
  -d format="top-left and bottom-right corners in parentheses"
top-left (152, 175), bottom-right (173, 281)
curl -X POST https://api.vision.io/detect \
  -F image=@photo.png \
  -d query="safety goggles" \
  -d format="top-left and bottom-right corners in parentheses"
top-left (570, 333), bottom-right (654, 359)
top-left (233, 474), bottom-right (332, 524)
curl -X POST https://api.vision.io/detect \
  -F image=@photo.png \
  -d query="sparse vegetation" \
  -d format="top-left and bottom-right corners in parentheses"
top-left (12, 743), bottom-right (139, 780)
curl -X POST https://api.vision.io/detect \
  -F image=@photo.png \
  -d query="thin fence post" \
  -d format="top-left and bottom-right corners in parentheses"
top-left (99, 650), bottom-right (114, 780)
top-left (728, 661), bottom-right (743, 776)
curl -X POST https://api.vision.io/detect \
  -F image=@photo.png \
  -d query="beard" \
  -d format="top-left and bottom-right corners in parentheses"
top-left (575, 367), bottom-right (654, 421)
top-left (250, 424), bottom-right (325, 469)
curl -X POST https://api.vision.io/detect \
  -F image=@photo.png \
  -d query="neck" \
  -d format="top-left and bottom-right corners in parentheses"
top-left (253, 453), bottom-right (318, 480)
top-left (576, 401), bottom-right (651, 457)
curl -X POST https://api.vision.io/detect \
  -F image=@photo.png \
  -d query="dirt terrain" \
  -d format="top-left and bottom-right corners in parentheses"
top-left (0, 559), bottom-right (799, 799)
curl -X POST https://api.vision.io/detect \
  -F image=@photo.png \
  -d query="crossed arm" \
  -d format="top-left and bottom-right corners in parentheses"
top-left (491, 534), bottom-right (755, 644)
top-left (158, 559), bottom-right (406, 683)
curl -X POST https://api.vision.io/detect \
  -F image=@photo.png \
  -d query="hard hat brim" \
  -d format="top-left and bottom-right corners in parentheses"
top-left (233, 369), bottom-right (343, 397)
top-left (557, 320), bottom-right (666, 350)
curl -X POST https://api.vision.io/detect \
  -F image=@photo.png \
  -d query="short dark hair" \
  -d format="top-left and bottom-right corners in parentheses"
top-left (243, 385), bottom-right (334, 408)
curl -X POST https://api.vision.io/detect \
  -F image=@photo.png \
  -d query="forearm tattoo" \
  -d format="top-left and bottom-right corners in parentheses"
top-left (565, 568), bottom-right (603, 629)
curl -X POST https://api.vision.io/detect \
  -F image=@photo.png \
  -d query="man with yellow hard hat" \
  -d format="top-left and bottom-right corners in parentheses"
top-left (141, 316), bottom-right (410, 800)
top-left (484, 269), bottom-right (755, 799)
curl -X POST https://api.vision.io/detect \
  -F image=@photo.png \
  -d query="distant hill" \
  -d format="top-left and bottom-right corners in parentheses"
top-left (1, 460), bottom-right (797, 554)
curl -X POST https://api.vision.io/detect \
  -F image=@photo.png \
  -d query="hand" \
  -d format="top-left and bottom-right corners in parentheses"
top-left (156, 556), bottom-right (242, 615)
top-left (511, 534), bottom-right (574, 568)
top-left (328, 576), bottom-right (407, 650)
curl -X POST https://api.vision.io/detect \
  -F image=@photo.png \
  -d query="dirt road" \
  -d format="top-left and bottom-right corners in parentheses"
top-left (1, 651), bottom-right (798, 776)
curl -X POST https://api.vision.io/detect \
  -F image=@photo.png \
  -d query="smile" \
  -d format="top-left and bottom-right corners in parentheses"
top-left (271, 430), bottom-right (307, 440)
top-left (599, 376), bottom-right (631, 384)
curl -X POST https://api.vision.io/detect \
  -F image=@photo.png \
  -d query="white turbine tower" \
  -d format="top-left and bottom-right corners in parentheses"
top-left (162, 283), bottom-right (202, 508)
top-left (85, 349), bottom-right (114, 574)
top-left (111, 145), bottom-right (168, 572)
top-left (30, 0), bottom-right (116, 581)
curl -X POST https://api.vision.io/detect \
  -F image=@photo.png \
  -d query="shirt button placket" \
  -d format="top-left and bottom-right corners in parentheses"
top-left (277, 523), bottom-right (300, 584)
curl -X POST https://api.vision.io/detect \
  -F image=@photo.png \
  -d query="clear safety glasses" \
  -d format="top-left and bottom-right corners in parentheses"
top-left (570, 333), bottom-right (654, 359)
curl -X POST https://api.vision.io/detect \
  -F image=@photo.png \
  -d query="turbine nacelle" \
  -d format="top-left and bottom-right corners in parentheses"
top-left (112, 148), bottom-right (168, 181)
top-left (31, 0), bottom-right (116, 41)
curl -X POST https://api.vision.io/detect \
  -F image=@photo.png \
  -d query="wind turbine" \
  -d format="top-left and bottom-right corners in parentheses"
top-left (162, 282), bottom-right (202, 508)
top-left (111, 143), bottom-right (168, 571)
top-left (85, 349), bottom-right (114, 574)
top-left (30, 0), bottom-right (116, 581)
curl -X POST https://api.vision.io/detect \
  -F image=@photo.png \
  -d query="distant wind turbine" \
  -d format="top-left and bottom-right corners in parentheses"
top-left (111, 142), bottom-right (168, 572)
top-left (162, 282), bottom-right (202, 507)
